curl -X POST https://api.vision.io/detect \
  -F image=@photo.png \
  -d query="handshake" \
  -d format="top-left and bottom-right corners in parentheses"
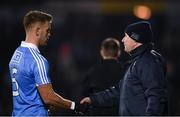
top-left (73, 97), bottom-right (92, 115)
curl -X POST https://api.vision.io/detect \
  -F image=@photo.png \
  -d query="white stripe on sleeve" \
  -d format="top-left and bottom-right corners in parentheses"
top-left (29, 48), bottom-right (46, 84)
top-left (31, 49), bottom-right (49, 83)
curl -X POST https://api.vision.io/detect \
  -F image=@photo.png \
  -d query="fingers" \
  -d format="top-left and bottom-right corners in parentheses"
top-left (74, 101), bottom-right (89, 115)
top-left (80, 97), bottom-right (91, 104)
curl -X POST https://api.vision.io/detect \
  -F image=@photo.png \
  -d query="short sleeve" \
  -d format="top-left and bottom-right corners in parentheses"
top-left (32, 54), bottom-right (51, 86)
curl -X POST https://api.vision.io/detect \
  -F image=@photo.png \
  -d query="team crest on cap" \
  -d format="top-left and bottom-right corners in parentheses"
top-left (130, 32), bottom-right (140, 41)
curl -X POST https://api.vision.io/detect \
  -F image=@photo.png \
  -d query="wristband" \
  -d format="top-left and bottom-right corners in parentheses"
top-left (70, 101), bottom-right (75, 110)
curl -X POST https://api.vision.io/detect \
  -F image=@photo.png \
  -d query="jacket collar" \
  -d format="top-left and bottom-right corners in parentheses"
top-left (129, 43), bottom-right (153, 60)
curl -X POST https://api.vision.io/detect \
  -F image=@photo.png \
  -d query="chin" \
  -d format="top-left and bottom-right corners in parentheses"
top-left (40, 42), bottom-right (47, 46)
top-left (125, 49), bottom-right (130, 53)
top-left (124, 48), bottom-right (128, 52)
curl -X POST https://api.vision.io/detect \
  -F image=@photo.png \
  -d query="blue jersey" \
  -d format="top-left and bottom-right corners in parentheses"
top-left (9, 41), bottom-right (51, 116)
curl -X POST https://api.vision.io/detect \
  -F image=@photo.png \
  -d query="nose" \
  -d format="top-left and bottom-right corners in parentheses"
top-left (122, 37), bottom-right (125, 43)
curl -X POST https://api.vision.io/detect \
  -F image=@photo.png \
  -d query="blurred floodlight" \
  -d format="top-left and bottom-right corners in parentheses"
top-left (133, 5), bottom-right (152, 20)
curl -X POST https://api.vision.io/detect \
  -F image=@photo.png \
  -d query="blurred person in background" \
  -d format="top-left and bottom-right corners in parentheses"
top-left (80, 21), bottom-right (168, 116)
top-left (82, 37), bottom-right (124, 115)
top-left (8, 10), bottom-right (85, 116)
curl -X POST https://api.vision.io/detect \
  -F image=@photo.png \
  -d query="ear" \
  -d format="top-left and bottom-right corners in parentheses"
top-left (35, 27), bottom-right (41, 37)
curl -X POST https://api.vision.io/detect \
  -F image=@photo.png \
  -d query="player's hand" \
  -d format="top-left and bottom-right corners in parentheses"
top-left (80, 97), bottom-right (92, 104)
top-left (74, 101), bottom-right (89, 115)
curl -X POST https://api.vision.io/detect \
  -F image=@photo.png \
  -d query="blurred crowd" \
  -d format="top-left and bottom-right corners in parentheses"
top-left (0, 0), bottom-right (180, 115)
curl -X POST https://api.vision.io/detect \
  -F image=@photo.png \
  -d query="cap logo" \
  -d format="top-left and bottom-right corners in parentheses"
top-left (130, 32), bottom-right (140, 40)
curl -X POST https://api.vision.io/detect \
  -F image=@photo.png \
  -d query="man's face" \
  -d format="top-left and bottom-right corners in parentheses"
top-left (122, 33), bottom-right (138, 53)
top-left (38, 21), bottom-right (52, 46)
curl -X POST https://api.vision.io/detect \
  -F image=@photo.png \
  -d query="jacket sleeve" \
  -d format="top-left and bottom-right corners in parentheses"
top-left (90, 81), bottom-right (121, 107)
top-left (138, 60), bottom-right (167, 115)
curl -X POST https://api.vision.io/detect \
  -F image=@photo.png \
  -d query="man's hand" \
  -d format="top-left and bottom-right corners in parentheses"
top-left (80, 97), bottom-right (91, 104)
top-left (74, 101), bottom-right (89, 115)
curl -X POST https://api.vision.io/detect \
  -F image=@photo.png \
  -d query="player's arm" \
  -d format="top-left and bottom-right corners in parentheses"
top-left (37, 84), bottom-right (74, 110)
top-left (33, 56), bottom-right (87, 113)
top-left (37, 84), bottom-right (89, 114)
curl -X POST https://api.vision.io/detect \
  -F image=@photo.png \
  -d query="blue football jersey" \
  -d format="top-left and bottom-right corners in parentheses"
top-left (9, 41), bottom-right (51, 116)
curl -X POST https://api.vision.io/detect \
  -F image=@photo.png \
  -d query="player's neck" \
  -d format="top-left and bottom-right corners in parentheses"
top-left (25, 35), bottom-right (39, 48)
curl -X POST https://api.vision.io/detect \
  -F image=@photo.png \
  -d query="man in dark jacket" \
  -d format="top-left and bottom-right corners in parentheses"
top-left (82, 37), bottom-right (124, 115)
top-left (80, 21), bottom-right (168, 116)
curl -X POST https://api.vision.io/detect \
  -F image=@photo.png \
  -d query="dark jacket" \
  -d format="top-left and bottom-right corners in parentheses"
top-left (82, 59), bottom-right (124, 115)
top-left (90, 44), bottom-right (168, 116)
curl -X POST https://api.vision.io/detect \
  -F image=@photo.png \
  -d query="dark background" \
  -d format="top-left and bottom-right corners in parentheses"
top-left (0, 0), bottom-right (180, 115)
